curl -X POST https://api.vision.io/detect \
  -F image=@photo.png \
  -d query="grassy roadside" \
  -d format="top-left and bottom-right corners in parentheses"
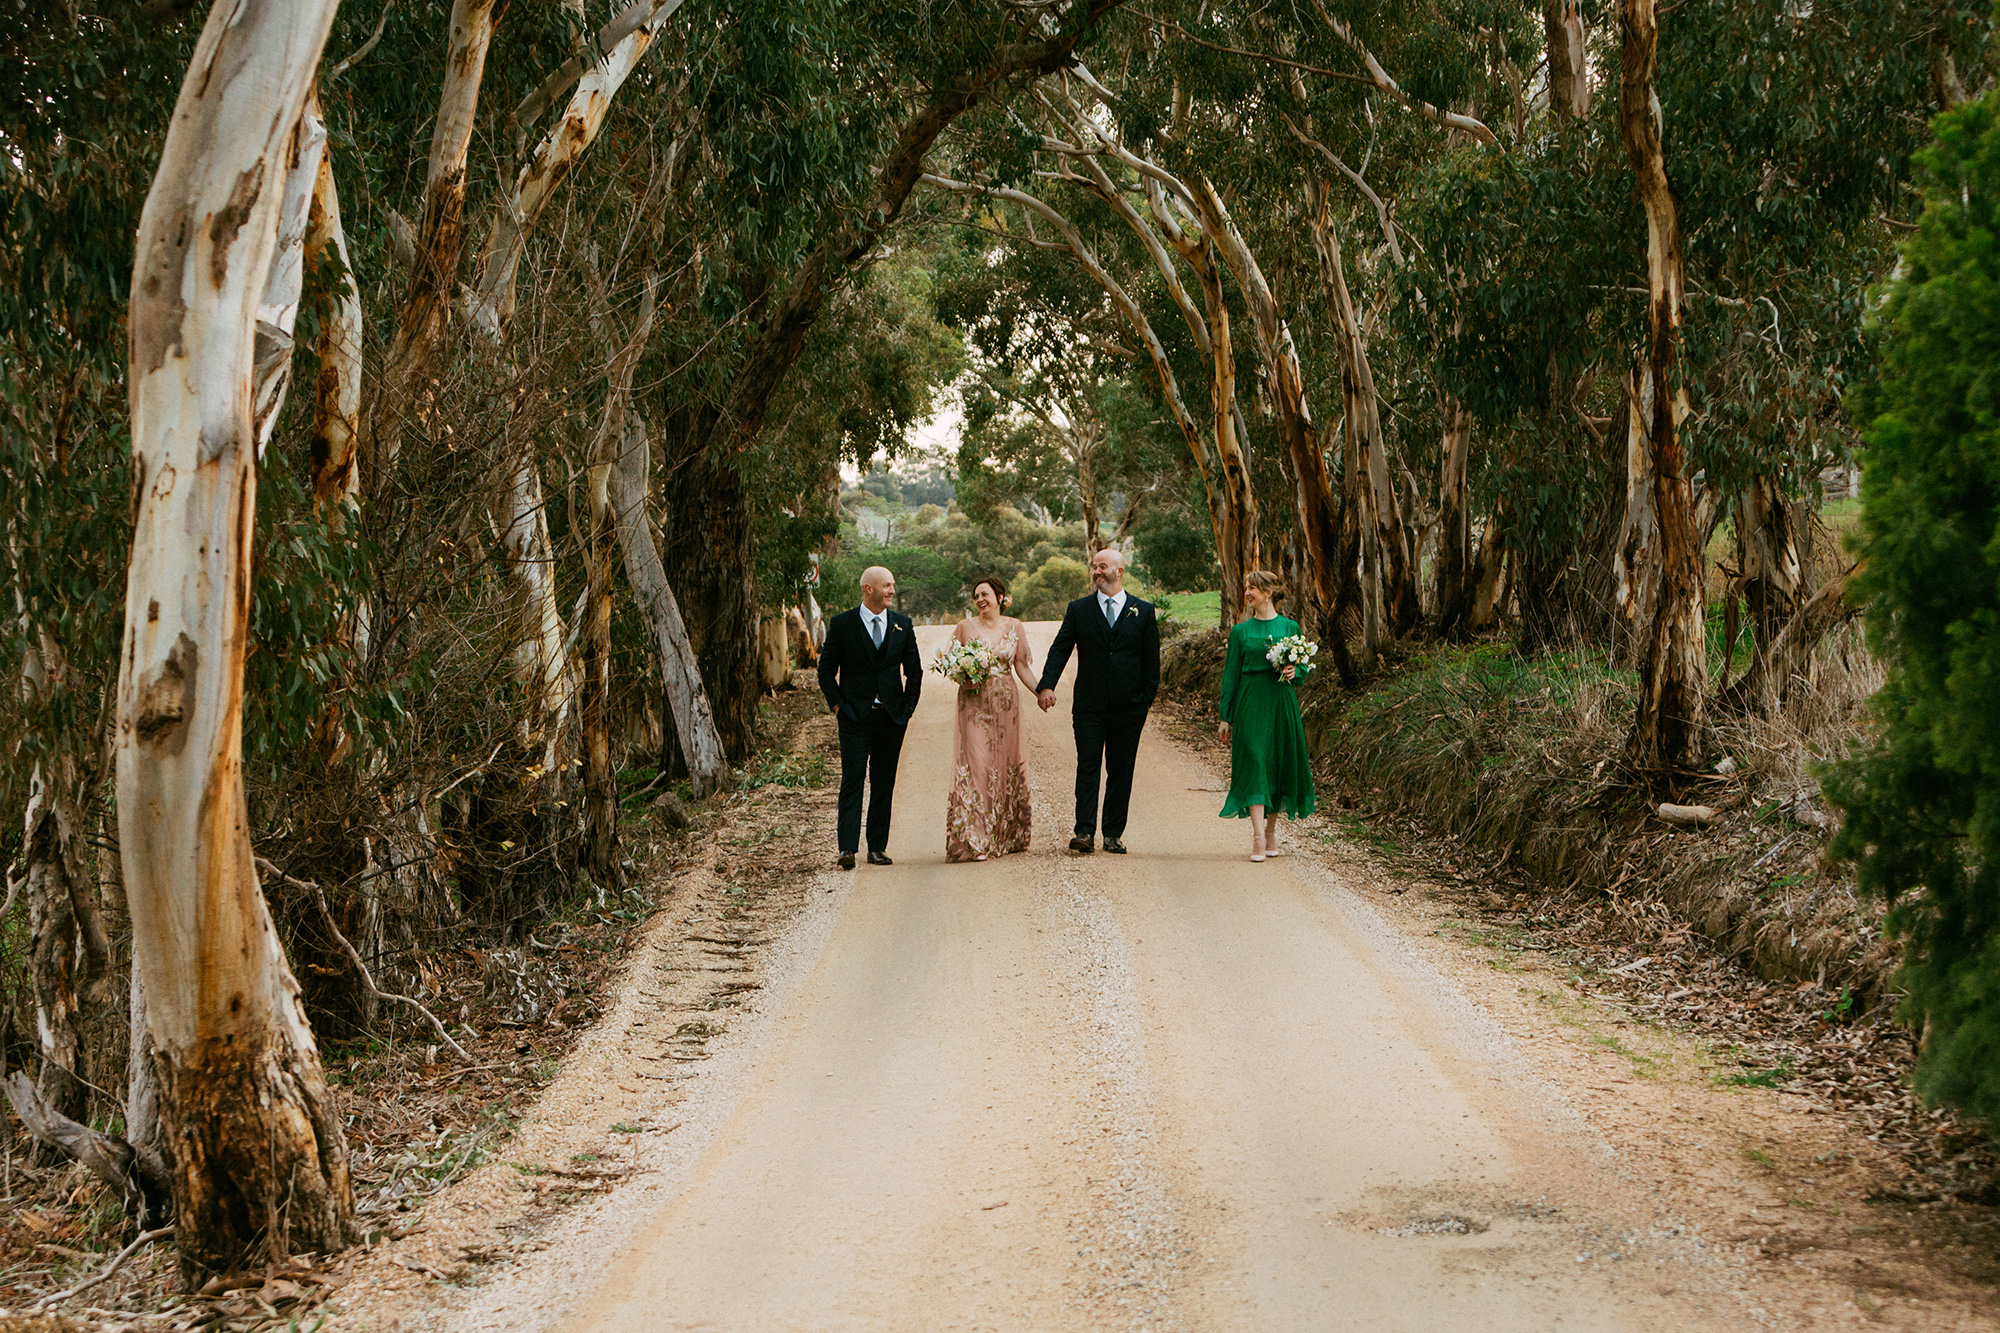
top-left (1163, 624), bottom-right (1886, 998)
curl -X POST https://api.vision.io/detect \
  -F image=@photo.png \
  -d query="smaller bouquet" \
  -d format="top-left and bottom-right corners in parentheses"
top-left (1266, 633), bottom-right (1318, 676)
top-left (932, 637), bottom-right (1005, 686)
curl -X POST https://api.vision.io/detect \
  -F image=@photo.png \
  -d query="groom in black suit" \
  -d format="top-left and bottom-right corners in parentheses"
top-left (817, 565), bottom-right (923, 869)
top-left (1036, 548), bottom-right (1161, 854)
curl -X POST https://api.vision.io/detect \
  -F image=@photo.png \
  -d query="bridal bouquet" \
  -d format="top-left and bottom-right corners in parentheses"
top-left (932, 638), bottom-right (1006, 686)
top-left (1266, 633), bottom-right (1319, 674)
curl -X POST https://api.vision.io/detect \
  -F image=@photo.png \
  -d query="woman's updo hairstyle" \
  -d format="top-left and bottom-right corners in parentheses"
top-left (1244, 569), bottom-right (1286, 601)
top-left (973, 574), bottom-right (1012, 608)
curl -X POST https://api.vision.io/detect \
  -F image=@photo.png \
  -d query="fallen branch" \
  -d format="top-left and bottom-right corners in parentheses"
top-left (258, 858), bottom-right (473, 1062)
top-left (31, 1226), bottom-right (172, 1312)
top-left (4, 1072), bottom-right (141, 1200)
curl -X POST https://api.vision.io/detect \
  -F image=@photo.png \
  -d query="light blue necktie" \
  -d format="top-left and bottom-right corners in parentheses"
top-left (870, 613), bottom-right (884, 648)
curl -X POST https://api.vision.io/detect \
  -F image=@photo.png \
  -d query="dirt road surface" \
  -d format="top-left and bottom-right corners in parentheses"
top-left (368, 621), bottom-right (1752, 1333)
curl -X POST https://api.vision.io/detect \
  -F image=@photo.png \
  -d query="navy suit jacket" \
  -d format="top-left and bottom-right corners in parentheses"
top-left (817, 606), bottom-right (923, 724)
top-left (1037, 593), bottom-right (1160, 715)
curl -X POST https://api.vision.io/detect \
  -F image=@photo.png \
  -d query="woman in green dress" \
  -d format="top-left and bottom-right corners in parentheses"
top-left (1217, 570), bottom-right (1317, 861)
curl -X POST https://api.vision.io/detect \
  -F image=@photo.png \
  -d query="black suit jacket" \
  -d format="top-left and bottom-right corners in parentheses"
top-left (817, 606), bottom-right (923, 724)
top-left (1037, 593), bottom-right (1161, 715)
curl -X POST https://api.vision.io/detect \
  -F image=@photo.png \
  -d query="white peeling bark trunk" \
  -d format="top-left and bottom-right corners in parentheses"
top-left (305, 88), bottom-right (363, 514)
top-left (469, 12), bottom-right (684, 763)
top-left (251, 101), bottom-right (327, 452)
top-left (1546, 0), bottom-right (1591, 123)
top-left (498, 430), bottom-right (578, 770)
top-left (361, 0), bottom-right (500, 495)
top-left (609, 414), bottom-right (732, 797)
top-left (467, 0), bottom-right (686, 341)
top-left (118, 0), bottom-right (351, 1280)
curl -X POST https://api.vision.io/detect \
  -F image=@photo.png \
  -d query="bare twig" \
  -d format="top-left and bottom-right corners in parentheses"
top-left (258, 858), bottom-right (474, 1061)
top-left (1310, 0), bottom-right (1502, 147)
top-left (1130, 10), bottom-right (1375, 87)
top-left (30, 1226), bottom-right (172, 1311)
top-left (328, 0), bottom-right (397, 80)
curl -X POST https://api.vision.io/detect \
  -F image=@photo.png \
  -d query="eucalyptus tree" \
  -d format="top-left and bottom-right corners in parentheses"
top-left (117, 0), bottom-right (354, 1273)
top-left (941, 227), bottom-right (1178, 557)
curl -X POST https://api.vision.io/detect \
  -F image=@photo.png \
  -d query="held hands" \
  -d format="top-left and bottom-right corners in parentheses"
top-left (1281, 665), bottom-right (1297, 682)
top-left (1037, 688), bottom-right (1057, 712)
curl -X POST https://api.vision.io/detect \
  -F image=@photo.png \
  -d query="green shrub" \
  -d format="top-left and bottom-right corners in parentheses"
top-left (1012, 555), bottom-right (1091, 620)
top-left (1826, 89), bottom-right (2000, 1132)
top-left (818, 541), bottom-right (960, 619)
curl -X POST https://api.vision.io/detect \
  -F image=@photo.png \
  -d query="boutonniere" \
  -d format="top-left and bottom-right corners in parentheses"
top-left (1122, 605), bottom-right (1138, 619)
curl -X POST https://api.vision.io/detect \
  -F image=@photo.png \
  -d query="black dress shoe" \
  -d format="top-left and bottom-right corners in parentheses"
top-left (867, 851), bottom-right (894, 866)
top-left (1068, 835), bottom-right (1095, 854)
top-left (838, 852), bottom-right (856, 870)
top-left (1102, 837), bottom-right (1126, 854)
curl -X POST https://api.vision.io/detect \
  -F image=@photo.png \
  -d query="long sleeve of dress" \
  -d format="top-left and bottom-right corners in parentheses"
top-left (1219, 626), bottom-right (1243, 725)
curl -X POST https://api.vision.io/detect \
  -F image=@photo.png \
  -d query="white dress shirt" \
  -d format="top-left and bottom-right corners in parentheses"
top-left (1098, 589), bottom-right (1127, 626)
top-left (861, 607), bottom-right (888, 705)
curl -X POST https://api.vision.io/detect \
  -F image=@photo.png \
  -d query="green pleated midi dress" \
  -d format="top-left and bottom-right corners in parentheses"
top-left (1218, 614), bottom-right (1318, 820)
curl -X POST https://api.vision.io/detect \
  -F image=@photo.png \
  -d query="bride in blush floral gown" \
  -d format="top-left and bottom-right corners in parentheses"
top-left (945, 575), bottom-right (1041, 862)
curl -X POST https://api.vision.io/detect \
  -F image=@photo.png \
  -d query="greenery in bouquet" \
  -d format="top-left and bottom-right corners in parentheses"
top-left (931, 638), bottom-right (1005, 687)
top-left (1265, 635), bottom-right (1320, 673)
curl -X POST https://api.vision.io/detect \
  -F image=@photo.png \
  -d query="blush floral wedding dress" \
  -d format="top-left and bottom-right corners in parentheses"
top-left (945, 617), bottom-right (1036, 862)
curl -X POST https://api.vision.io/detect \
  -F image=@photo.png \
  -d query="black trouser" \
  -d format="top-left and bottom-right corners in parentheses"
top-left (1072, 707), bottom-right (1148, 840)
top-left (837, 706), bottom-right (907, 855)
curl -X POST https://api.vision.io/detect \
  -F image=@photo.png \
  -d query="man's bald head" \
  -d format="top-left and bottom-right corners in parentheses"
top-left (860, 566), bottom-right (896, 613)
top-left (1089, 547), bottom-right (1126, 594)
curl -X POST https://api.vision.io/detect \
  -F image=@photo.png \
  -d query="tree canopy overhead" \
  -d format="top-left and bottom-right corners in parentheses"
top-left (3, 0), bottom-right (1997, 1284)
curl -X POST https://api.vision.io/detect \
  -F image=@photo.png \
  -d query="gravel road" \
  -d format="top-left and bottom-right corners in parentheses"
top-left (438, 622), bottom-right (1737, 1331)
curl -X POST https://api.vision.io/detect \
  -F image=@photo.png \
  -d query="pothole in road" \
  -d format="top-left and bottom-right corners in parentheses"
top-left (1378, 1213), bottom-right (1492, 1238)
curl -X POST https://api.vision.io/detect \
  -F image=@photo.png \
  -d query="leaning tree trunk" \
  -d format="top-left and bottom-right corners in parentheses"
top-left (305, 86), bottom-right (363, 515)
top-left (359, 0), bottom-right (500, 497)
top-left (925, 170), bottom-right (1252, 621)
top-left (610, 410), bottom-right (732, 793)
top-left (1619, 0), bottom-right (1706, 773)
top-left (1202, 177), bottom-right (1343, 640)
top-left (579, 271), bottom-right (667, 890)
top-left (1308, 188), bottom-right (1418, 641)
top-left (119, 0), bottom-right (352, 1280)
top-left (1718, 560), bottom-right (1862, 716)
top-left (1145, 180), bottom-right (1258, 623)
